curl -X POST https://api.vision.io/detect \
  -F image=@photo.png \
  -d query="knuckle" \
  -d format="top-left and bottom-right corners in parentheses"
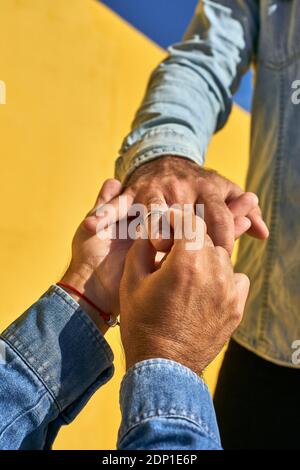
top-left (228, 295), bottom-right (243, 325)
top-left (240, 272), bottom-right (250, 287)
top-left (209, 258), bottom-right (228, 286)
top-left (147, 196), bottom-right (165, 208)
top-left (168, 181), bottom-right (188, 201)
top-left (166, 174), bottom-right (180, 186)
top-left (244, 191), bottom-right (259, 206)
top-left (209, 171), bottom-right (223, 185)
top-left (215, 245), bottom-right (231, 263)
top-left (231, 305), bottom-right (243, 327)
top-left (212, 209), bottom-right (232, 227)
top-left (245, 274), bottom-right (250, 289)
top-left (106, 177), bottom-right (118, 185)
top-left (215, 245), bottom-right (227, 257)
top-left (146, 182), bottom-right (159, 194)
top-left (231, 181), bottom-right (242, 192)
top-left (215, 271), bottom-right (228, 293)
top-left (198, 178), bottom-right (216, 195)
top-left (127, 180), bottom-right (147, 195)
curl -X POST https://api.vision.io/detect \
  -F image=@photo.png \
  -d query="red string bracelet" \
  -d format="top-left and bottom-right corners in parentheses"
top-left (57, 281), bottom-right (119, 327)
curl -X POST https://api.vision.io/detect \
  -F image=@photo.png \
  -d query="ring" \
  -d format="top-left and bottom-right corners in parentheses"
top-left (106, 315), bottom-right (120, 327)
top-left (144, 209), bottom-right (166, 224)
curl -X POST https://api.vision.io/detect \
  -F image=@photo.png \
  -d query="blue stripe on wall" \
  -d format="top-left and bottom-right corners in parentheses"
top-left (101, 0), bottom-right (198, 49)
top-left (100, 0), bottom-right (252, 112)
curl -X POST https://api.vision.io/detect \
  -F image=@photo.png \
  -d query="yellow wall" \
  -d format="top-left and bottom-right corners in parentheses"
top-left (0, 0), bottom-right (250, 449)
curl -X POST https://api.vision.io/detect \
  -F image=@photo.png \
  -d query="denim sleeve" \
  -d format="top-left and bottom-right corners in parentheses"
top-left (118, 359), bottom-right (222, 450)
top-left (115, 0), bottom-right (259, 182)
top-left (0, 285), bottom-right (114, 450)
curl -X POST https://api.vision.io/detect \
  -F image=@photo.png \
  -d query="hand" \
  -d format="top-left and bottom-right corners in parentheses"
top-left (120, 210), bottom-right (250, 375)
top-left (62, 179), bottom-right (133, 334)
top-left (121, 156), bottom-right (269, 254)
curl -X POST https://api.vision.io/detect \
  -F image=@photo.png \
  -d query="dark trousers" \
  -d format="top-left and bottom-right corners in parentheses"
top-left (214, 339), bottom-right (300, 449)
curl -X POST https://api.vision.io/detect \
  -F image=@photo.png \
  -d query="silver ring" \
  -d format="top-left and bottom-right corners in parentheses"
top-left (106, 315), bottom-right (120, 327)
top-left (144, 209), bottom-right (166, 224)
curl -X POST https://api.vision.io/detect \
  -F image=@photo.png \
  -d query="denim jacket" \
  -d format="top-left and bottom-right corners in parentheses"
top-left (116, 0), bottom-right (300, 367)
top-left (0, 286), bottom-right (221, 450)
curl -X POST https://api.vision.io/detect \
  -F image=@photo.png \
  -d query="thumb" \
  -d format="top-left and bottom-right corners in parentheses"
top-left (83, 179), bottom-right (123, 233)
top-left (123, 238), bottom-right (157, 286)
top-left (93, 178), bottom-right (122, 209)
top-left (234, 216), bottom-right (252, 239)
top-left (234, 273), bottom-right (250, 318)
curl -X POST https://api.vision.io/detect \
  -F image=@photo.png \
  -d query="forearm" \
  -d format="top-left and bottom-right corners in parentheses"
top-left (116, 0), bottom-right (258, 182)
top-left (0, 286), bottom-right (114, 450)
top-left (118, 359), bottom-right (222, 450)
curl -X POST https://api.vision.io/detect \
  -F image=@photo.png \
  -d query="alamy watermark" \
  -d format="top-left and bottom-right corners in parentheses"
top-left (291, 80), bottom-right (300, 105)
top-left (291, 339), bottom-right (300, 365)
top-left (0, 80), bottom-right (6, 104)
top-left (94, 199), bottom-right (205, 251)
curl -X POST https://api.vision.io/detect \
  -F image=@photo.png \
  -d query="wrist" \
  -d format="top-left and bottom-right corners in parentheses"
top-left (124, 335), bottom-right (202, 375)
top-left (60, 266), bottom-right (109, 335)
top-left (125, 155), bottom-right (185, 185)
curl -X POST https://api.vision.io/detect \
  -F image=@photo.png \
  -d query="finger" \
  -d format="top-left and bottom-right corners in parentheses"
top-left (147, 211), bottom-right (174, 253)
top-left (228, 192), bottom-right (263, 239)
top-left (247, 207), bottom-right (269, 239)
top-left (84, 193), bottom-right (134, 233)
top-left (136, 189), bottom-right (169, 213)
top-left (215, 245), bottom-right (232, 261)
top-left (170, 209), bottom-right (204, 241)
top-left (155, 251), bottom-right (168, 270)
top-left (147, 204), bottom-right (212, 253)
top-left (137, 191), bottom-right (169, 251)
top-left (234, 216), bottom-right (252, 239)
top-left (214, 245), bottom-right (235, 276)
top-left (225, 181), bottom-right (243, 201)
top-left (204, 233), bottom-right (214, 247)
top-left (167, 209), bottom-right (208, 255)
top-left (93, 179), bottom-right (122, 209)
top-left (160, 210), bottom-right (206, 276)
top-left (234, 273), bottom-right (250, 318)
top-left (228, 192), bottom-right (269, 239)
top-left (201, 196), bottom-right (235, 255)
top-left (123, 238), bottom-right (156, 285)
top-left (228, 192), bottom-right (259, 218)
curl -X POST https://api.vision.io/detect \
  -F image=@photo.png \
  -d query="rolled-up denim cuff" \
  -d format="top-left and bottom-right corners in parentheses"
top-left (118, 358), bottom-right (221, 447)
top-left (115, 126), bottom-right (205, 183)
top-left (1, 285), bottom-right (114, 420)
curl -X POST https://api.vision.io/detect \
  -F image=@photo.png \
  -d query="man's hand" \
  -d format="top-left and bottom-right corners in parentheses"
top-left (120, 210), bottom-right (250, 375)
top-left (61, 179), bottom-right (133, 333)
top-left (121, 156), bottom-right (269, 254)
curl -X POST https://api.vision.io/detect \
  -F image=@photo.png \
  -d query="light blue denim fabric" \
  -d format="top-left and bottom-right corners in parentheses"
top-left (0, 286), bottom-right (220, 450)
top-left (115, 0), bottom-right (300, 367)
